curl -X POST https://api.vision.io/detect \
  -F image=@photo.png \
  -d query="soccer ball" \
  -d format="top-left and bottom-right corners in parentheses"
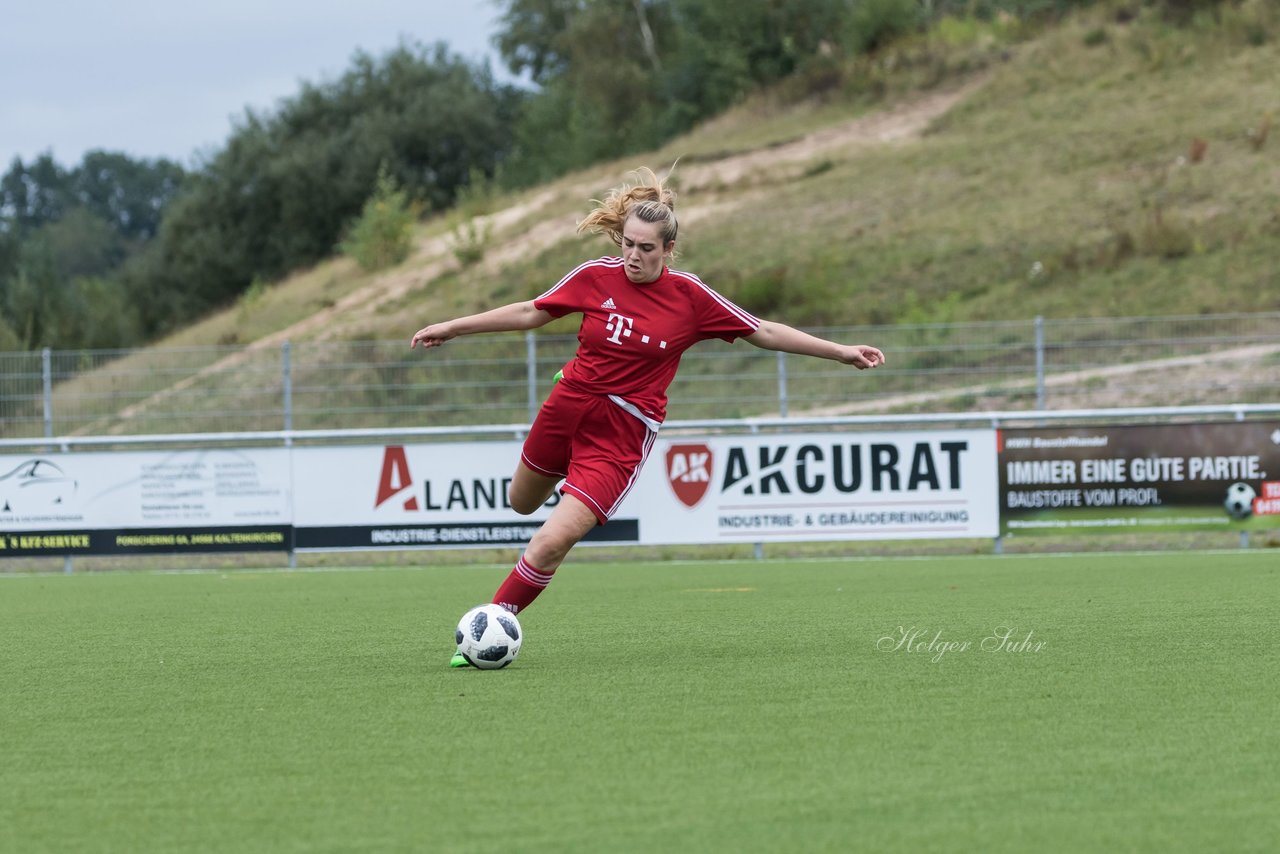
top-left (455, 604), bottom-right (522, 669)
top-left (1224, 482), bottom-right (1256, 520)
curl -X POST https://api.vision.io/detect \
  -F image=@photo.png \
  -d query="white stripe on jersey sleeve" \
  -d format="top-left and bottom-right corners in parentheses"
top-left (535, 256), bottom-right (624, 302)
top-left (667, 268), bottom-right (761, 330)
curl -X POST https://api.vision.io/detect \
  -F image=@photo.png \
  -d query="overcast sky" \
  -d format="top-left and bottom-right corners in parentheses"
top-left (1, 0), bottom-right (515, 170)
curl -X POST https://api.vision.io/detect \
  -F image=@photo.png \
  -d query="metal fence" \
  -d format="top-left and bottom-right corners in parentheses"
top-left (1, 312), bottom-right (1277, 439)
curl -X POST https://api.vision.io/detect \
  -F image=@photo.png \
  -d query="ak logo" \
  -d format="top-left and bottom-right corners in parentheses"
top-left (666, 443), bottom-right (712, 508)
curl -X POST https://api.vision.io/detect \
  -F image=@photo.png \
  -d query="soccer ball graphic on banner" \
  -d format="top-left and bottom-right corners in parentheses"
top-left (455, 604), bottom-right (523, 669)
top-left (1223, 482), bottom-right (1256, 520)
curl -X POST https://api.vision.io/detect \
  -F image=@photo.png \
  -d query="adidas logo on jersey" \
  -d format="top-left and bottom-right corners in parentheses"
top-left (601, 297), bottom-right (617, 310)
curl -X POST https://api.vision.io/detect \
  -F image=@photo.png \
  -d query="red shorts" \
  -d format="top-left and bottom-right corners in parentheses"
top-left (521, 383), bottom-right (658, 525)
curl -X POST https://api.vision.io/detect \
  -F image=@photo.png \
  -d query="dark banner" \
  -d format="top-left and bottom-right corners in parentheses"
top-left (0, 525), bottom-right (291, 557)
top-left (294, 519), bottom-right (640, 551)
top-left (999, 422), bottom-right (1280, 535)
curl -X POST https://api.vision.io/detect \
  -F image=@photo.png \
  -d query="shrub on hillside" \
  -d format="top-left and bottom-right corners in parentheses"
top-left (340, 168), bottom-right (422, 272)
top-left (847, 0), bottom-right (925, 53)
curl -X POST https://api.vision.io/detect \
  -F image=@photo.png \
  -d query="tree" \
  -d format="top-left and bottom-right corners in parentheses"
top-left (0, 153), bottom-right (71, 232)
top-left (2, 235), bottom-right (61, 348)
top-left (0, 209), bottom-right (134, 349)
top-left (124, 41), bottom-right (524, 335)
top-left (64, 275), bottom-right (143, 350)
top-left (497, 1), bottom-right (676, 180)
top-left (494, 0), bottom-right (585, 84)
top-left (0, 230), bottom-right (18, 288)
top-left (493, 0), bottom-right (858, 181)
top-left (35, 207), bottom-right (127, 280)
top-left (71, 151), bottom-right (186, 241)
top-left (0, 151), bottom-right (183, 350)
top-left (340, 166), bottom-right (423, 271)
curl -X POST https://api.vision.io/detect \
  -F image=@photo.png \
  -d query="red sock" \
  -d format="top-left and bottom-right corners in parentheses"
top-left (492, 556), bottom-right (554, 614)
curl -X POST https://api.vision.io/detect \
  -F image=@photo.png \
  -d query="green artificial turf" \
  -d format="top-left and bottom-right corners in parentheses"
top-left (2, 552), bottom-right (1277, 852)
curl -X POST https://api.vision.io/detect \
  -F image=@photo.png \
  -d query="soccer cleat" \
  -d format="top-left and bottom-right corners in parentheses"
top-left (450, 651), bottom-right (471, 668)
top-left (552, 368), bottom-right (563, 384)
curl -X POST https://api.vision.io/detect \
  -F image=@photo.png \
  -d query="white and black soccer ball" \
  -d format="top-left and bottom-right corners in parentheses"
top-left (1224, 482), bottom-right (1256, 520)
top-left (455, 604), bottom-right (522, 669)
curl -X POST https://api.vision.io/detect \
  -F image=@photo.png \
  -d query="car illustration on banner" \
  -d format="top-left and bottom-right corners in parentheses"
top-left (0, 459), bottom-right (78, 513)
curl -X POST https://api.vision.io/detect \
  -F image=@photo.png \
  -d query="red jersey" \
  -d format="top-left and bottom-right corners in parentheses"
top-left (534, 256), bottom-right (760, 425)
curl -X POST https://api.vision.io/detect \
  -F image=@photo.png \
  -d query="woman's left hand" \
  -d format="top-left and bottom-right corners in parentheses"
top-left (841, 345), bottom-right (885, 369)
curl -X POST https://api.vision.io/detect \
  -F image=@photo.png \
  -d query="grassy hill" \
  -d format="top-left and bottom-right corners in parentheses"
top-left (31, 1), bottom-right (1280, 437)
top-left (156, 1), bottom-right (1278, 350)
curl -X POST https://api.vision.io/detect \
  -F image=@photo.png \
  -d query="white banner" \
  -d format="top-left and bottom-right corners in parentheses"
top-left (291, 443), bottom-right (589, 550)
top-left (635, 429), bottom-right (999, 542)
top-left (290, 428), bottom-right (999, 549)
top-left (0, 430), bottom-right (998, 556)
top-left (0, 447), bottom-right (292, 555)
top-left (0, 447), bottom-right (291, 529)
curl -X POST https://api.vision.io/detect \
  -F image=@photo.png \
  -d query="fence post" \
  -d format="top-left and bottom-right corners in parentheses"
top-left (777, 350), bottom-right (789, 418)
top-left (282, 341), bottom-right (293, 434)
top-left (42, 349), bottom-right (74, 573)
top-left (282, 340), bottom-right (297, 569)
top-left (42, 347), bottom-right (53, 439)
top-left (526, 331), bottom-right (538, 424)
top-left (1034, 316), bottom-right (1045, 411)
top-left (750, 421), bottom-right (763, 558)
top-left (993, 415), bottom-right (1003, 555)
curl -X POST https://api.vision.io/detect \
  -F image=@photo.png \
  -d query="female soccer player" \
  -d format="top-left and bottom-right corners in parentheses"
top-left (410, 168), bottom-right (884, 666)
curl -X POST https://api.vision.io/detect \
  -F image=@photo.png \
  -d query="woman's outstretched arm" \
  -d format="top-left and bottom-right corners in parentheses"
top-left (411, 301), bottom-right (555, 349)
top-left (744, 320), bottom-right (885, 369)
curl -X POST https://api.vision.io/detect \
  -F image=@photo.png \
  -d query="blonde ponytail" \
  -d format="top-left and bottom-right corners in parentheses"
top-left (577, 167), bottom-right (678, 250)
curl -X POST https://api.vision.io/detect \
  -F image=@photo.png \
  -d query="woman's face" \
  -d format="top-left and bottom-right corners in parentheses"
top-left (621, 217), bottom-right (673, 284)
